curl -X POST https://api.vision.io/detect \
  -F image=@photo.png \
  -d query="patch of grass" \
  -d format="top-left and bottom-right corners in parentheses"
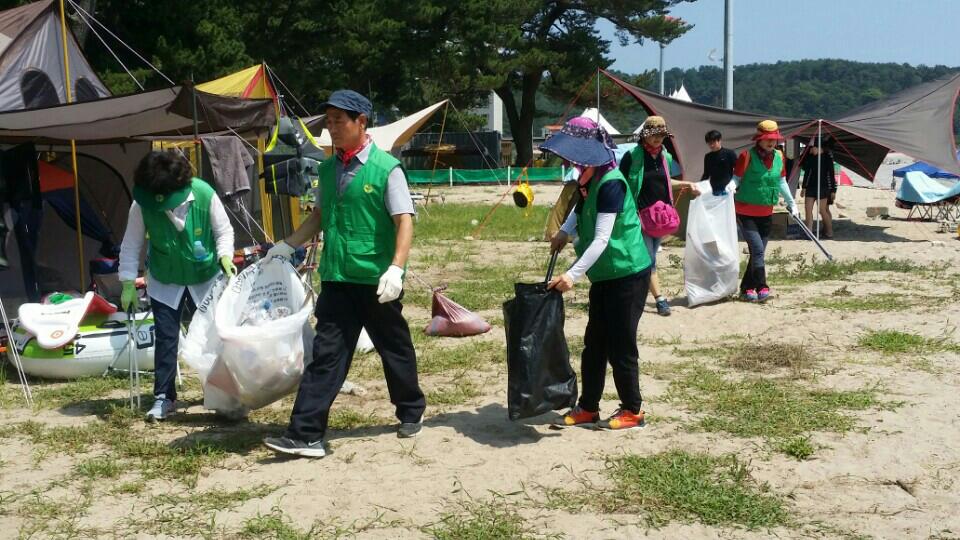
top-left (808, 293), bottom-right (943, 312)
top-left (1, 412), bottom-right (228, 488)
top-left (722, 343), bottom-right (817, 378)
top-left (674, 341), bottom-right (816, 379)
top-left (239, 504), bottom-right (398, 540)
top-left (767, 252), bottom-right (930, 285)
top-left (429, 497), bottom-right (555, 540)
top-left (667, 366), bottom-right (888, 440)
top-left (777, 436), bottom-right (817, 461)
top-left (74, 456), bottom-right (123, 479)
top-left (548, 450), bottom-right (790, 529)
top-left (327, 408), bottom-right (387, 431)
top-left (415, 203), bottom-right (551, 242)
top-left (858, 329), bottom-right (960, 355)
top-left (119, 484), bottom-right (280, 538)
top-left (427, 379), bottom-right (481, 406)
top-left (417, 339), bottom-right (504, 376)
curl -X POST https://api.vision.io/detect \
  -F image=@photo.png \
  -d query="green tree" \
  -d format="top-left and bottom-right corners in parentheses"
top-left (436, 0), bottom-right (692, 165)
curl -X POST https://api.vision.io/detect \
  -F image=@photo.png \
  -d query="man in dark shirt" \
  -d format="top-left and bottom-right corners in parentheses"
top-left (701, 130), bottom-right (738, 195)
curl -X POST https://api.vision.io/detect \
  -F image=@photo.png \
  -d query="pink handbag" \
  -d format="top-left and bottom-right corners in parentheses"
top-left (637, 154), bottom-right (680, 237)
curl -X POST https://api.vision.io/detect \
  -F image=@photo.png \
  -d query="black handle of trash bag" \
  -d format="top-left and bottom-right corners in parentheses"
top-left (544, 250), bottom-right (560, 285)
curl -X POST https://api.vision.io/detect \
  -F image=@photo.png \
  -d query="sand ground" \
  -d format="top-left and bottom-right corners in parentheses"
top-left (1, 155), bottom-right (959, 539)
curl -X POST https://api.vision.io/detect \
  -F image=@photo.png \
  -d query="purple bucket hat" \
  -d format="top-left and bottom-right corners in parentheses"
top-left (539, 117), bottom-right (616, 167)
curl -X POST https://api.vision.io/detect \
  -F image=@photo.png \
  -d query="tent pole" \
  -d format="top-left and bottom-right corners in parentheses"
top-left (816, 120), bottom-right (822, 240)
top-left (596, 67), bottom-right (601, 117)
top-left (59, 0), bottom-right (85, 292)
top-left (257, 137), bottom-right (274, 242)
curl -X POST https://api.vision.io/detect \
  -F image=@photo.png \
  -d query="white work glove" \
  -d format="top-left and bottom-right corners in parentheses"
top-left (787, 204), bottom-right (801, 221)
top-left (377, 265), bottom-right (404, 303)
top-left (264, 240), bottom-right (295, 262)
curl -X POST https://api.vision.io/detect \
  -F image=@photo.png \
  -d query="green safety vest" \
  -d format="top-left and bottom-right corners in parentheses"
top-left (575, 169), bottom-right (651, 283)
top-left (735, 148), bottom-right (783, 206)
top-left (625, 146), bottom-right (675, 205)
top-left (318, 144), bottom-right (401, 284)
top-left (137, 178), bottom-right (220, 286)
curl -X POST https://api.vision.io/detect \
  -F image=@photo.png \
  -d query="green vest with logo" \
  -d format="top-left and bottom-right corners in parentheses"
top-left (735, 148), bottom-right (783, 206)
top-left (137, 178), bottom-right (219, 286)
top-left (318, 144), bottom-right (400, 285)
top-left (575, 169), bottom-right (650, 283)
top-left (625, 146), bottom-right (675, 204)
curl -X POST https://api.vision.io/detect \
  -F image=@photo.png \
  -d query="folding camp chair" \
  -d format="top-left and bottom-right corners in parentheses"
top-left (896, 171), bottom-right (960, 222)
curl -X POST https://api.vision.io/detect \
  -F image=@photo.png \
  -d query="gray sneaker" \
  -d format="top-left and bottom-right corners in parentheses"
top-left (145, 396), bottom-right (175, 422)
top-left (263, 436), bottom-right (326, 458)
top-left (397, 420), bottom-right (423, 439)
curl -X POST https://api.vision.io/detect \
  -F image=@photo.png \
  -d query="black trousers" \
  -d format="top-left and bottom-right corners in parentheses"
top-left (150, 293), bottom-right (196, 401)
top-left (287, 282), bottom-right (426, 442)
top-left (578, 269), bottom-right (650, 414)
top-left (736, 214), bottom-right (772, 293)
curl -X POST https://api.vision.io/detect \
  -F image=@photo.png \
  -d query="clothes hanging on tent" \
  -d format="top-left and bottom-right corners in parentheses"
top-left (201, 136), bottom-right (254, 199)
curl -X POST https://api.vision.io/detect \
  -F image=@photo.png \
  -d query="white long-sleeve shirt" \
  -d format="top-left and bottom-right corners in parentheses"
top-left (559, 209), bottom-right (616, 282)
top-left (119, 192), bottom-right (234, 309)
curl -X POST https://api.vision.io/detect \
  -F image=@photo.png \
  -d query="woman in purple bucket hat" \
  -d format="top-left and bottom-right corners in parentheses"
top-left (543, 117), bottom-right (652, 431)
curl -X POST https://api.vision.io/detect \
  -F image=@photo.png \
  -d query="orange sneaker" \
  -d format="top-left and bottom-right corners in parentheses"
top-left (552, 406), bottom-right (600, 428)
top-left (597, 409), bottom-right (645, 430)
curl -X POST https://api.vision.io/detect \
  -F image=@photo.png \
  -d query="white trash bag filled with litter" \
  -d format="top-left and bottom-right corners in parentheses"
top-left (684, 180), bottom-right (740, 307)
top-left (182, 259), bottom-right (315, 414)
top-left (180, 273), bottom-right (247, 416)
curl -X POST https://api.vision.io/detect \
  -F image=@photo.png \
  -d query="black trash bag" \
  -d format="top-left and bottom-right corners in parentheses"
top-left (503, 252), bottom-right (577, 420)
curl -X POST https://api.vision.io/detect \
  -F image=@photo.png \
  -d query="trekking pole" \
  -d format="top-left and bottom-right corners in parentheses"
top-left (0, 293), bottom-right (33, 407)
top-left (127, 306), bottom-right (141, 410)
top-left (788, 212), bottom-right (834, 261)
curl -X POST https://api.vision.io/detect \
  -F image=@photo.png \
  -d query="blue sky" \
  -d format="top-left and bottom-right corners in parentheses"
top-left (599, 0), bottom-right (960, 73)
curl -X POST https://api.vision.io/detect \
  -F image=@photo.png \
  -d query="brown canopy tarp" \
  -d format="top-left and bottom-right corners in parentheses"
top-left (601, 69), bottom-right (809, 182)
top-left (0, 85), bottom-right (276, 144)
top-left (788, 73), bottom-right (960, 179)
top-left (603, 69), bottom-right (960, 182)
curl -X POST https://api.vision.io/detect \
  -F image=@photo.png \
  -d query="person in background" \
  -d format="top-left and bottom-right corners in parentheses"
top-left (619, 116), bottom-right (700, 316)
top-left (732, 120), bottom-right (799, 303)
top-left (119, 150), bottom-right (236, 421)
top-left (262, 90), bottom-right (425, 458)
top-left (701, 130), bottom-right (738, 195)
top-left (800, 138), bottom-right (837, 238)
top-left (545, 117), bottom-right (651, 431)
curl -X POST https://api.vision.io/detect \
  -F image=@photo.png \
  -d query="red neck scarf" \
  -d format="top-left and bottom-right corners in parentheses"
top-left (337, 136), bottom-right (371, 164)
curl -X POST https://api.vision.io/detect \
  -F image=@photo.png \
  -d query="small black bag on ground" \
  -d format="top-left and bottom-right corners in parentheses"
top-left (503, 252), bottom-right (577, 420)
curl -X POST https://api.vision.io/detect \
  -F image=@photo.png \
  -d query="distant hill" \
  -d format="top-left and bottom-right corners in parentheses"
top-left (525, 59), bottom-right (960, 138)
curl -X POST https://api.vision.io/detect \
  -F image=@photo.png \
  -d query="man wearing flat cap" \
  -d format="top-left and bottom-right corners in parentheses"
top-left (263, 90), bottom-right (425, 458)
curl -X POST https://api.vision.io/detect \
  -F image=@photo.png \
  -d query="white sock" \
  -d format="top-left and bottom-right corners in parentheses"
top-left (656, 295), bottom-right (666, 302)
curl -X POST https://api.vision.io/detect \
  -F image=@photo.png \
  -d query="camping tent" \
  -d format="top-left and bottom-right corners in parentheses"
top-left (0, 85), bottom-right (274, 143)
top-left (579, 108), bottom-right (621, 135)
top-left (196, 63), bottom-right (277, 101)
top-left (0, 86), bottom-right (275, 309)
top-left (669, 84), bottom-right (692, 103)
top-left (0, 0), bottom-right (110, 111)
top-left (893, 151), bottom-right (960, 179)
top-left (304, 100), bottom-right (448, 151)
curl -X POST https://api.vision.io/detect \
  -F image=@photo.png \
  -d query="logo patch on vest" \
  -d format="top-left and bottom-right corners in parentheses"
top-left (363, 183), bottom-right (374, 193)
top-left (155, 194), bottom-right (164, 202)
top-left (194, 228), bottom-right (203, 237)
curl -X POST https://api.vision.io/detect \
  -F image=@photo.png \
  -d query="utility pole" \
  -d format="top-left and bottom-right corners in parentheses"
top-left (723, 0), bottom-right (734, 109)
top-left (659, 43), bottom-right (666, 95)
